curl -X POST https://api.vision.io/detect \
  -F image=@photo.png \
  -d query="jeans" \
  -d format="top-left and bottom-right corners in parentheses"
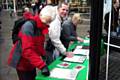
top-left (16, 69), bottom-right (36, 80)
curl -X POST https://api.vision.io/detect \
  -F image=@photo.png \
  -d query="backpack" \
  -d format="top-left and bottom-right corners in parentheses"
top-left (8, 18), bottom-right (36, 68)
top-left (12, 18), bottom-right (36, 44)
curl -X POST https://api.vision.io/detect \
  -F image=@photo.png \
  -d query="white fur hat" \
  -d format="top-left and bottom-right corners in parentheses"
top-left (40, 5), bottom-right (56, 21)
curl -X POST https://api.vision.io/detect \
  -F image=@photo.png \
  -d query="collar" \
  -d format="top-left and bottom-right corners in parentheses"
top-left (56, 14), bottom-right (63, 23)
top-left (33, 15), bottom-right (49, 34)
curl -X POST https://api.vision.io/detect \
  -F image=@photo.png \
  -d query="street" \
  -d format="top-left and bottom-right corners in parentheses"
top-left (0, 10), bottom-right (18, 80)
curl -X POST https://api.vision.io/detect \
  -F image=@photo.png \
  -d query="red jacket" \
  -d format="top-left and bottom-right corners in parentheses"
top-left (8, 15), bottom-right (48, 71)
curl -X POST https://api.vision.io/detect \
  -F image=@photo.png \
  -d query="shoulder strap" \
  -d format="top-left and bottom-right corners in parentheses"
top-left (29, 20), bottom-right (37, 34)
top-left (29, 20), bottom-right (36, 27)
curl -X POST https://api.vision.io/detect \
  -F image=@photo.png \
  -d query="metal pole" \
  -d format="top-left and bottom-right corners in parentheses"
top-left (105, 0), bottom-right (112, 80)
top-left (89, 0), bottom-right (104, 80)
top-left (6, 0), bottom-right (8, 10)
top-left (13, 0), bottom-right (17, 19)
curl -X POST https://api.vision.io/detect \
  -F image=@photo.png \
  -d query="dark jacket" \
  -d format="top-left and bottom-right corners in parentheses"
top-left (60, 20), bottom-right (77, 49)
top-left (104, 6), bottom-right (119, 32)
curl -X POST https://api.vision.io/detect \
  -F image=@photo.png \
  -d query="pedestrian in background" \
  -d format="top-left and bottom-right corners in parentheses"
top-left (8, 1), bottom-right (14, 18)
top-left (32, 0), bottom-right (44, 15)
top-left (104, 0), bottom-right (119, 36)
top-left (23, 7), bottom-right (33, 19)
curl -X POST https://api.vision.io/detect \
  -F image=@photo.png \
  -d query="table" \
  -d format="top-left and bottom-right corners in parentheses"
top-left (36, 38), bottom-right (90, 80)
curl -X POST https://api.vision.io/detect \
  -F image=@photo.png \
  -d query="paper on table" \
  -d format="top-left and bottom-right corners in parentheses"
top-left (83, 40), bottom-right (89, 43)
top-left (57, 62), bottom-right (71, 68)
top-left (73, 48), bottom-right (89, 56)
top-left (74, 65), bottom-right (85, 71)
top-left (50, 68), bottom-right (79, 80)
top-left (64, 55), bottom-right (86, 63)
top-left (75, 46), bottom-right (82, 49)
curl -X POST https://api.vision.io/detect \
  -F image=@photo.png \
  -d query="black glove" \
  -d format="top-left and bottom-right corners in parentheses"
top-left (41, 65), bottom-right (50, 76)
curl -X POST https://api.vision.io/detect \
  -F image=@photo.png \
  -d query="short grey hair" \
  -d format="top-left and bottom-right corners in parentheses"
top-left (57, 2), bottom-right (69, 9)
top-left (40, 5), bottom-right (56, 21)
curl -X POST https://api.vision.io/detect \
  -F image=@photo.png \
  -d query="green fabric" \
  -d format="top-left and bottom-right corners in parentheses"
top-left (36, 58), bottom-right (89, 80)
top-left (35, 38), bottom-right (90, 80)
top-left (35, 37), bottom-right (105, 80)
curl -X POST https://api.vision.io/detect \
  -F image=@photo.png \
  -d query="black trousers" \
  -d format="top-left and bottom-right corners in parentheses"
top-left (16, 69), bottom-right (36, 80)
top-left (46, 50), bottom-right (54, 65)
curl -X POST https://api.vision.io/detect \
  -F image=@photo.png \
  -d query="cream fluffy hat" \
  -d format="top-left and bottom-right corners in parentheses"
top-left (40, 5), bottom-right (56, 21)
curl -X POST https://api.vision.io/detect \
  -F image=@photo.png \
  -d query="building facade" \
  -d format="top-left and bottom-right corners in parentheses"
top-left (0, 0), bottom-right (90, 9)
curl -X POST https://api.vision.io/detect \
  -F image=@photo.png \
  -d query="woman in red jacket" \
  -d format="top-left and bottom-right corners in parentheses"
top-left (8, 6), bottom-right (55, 80)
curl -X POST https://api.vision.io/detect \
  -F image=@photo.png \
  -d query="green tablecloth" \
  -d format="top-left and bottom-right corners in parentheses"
top-left (36, 38), bottom-right (90, 80)
top-left (36, 58), bottom-right (89, 80)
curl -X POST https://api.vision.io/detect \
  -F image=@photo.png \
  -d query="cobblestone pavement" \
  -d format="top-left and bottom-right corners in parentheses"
top-left (0, 10), bottom-right (90, 80)
top-left (0, 10), bottom-right (18, 80)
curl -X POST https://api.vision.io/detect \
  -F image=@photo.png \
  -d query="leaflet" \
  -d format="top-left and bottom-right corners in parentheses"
top-left (73, 48), bottom-right (89, 56)
top-left (63, 55), bottom-right (86, 63)
top-left (50, 68), bottom-right (78, 80)
top-left (83, 39), bottom-right (89, 43)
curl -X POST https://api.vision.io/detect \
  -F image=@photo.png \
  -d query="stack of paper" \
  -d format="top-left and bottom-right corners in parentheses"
top-left (63, 55), bottom-right (86, 63)
top-left (83, 40), bottom-right (89, 44)
top-left (73, 48), bottom-right (89, 56)
top-left (75, 46), bottom-right (82, 49)
top-left (50, 68), bottom-right (79, 80)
